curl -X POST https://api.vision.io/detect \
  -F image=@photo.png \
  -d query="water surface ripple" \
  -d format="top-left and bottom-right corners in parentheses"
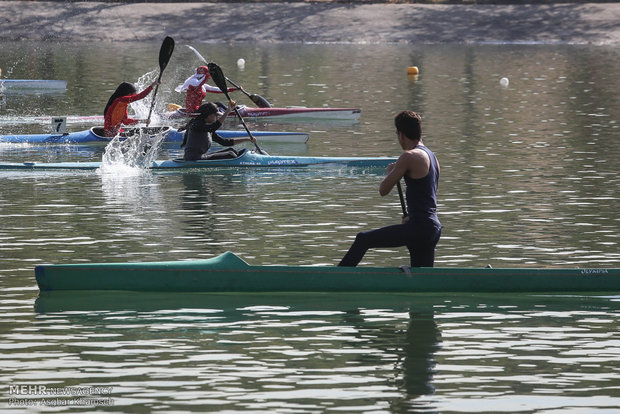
top-left (1, 42), bottom-right (619, 412)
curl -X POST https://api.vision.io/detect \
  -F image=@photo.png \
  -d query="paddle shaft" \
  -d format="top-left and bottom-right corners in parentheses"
top-left (146, 75), bottom-right (163, 126)
top-left (227, 94), bottom-right (262, 153)
top-left (221, 76), bottom-right (271, 108)
top-left (223, 77), bottom-right (255, 100)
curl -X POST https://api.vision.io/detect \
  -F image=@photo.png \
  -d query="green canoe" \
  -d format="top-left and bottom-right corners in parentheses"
top-left (35, 252), bottom-right (620, 293)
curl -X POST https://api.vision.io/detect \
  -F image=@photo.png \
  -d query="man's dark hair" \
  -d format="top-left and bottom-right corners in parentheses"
top-left (394, 110), bottom-right (422, 141)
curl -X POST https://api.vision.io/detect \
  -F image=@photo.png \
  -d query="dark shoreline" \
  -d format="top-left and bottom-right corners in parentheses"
top-left (1, 1), bottom-right (619, 44)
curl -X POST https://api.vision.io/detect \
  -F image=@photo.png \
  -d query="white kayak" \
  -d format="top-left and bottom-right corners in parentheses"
top-left (161, 105), bottom-right (361, 121)
top-left (0, 79), bottom-right (67, 90)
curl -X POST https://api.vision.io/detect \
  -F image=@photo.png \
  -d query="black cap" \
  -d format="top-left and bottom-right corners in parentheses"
top-left (196, 102), bottom-right (219, 118)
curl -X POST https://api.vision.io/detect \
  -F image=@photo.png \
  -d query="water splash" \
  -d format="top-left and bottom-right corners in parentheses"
top-left (98, 129), bottom-right (166, 174)
top-left (98, 69), bottom-right (168, 176)
top-left (132, 70), bottom-right (160, 124)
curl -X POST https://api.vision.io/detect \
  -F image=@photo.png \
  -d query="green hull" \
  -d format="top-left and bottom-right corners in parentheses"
top-left (35, 252), bottom-right (620, 293)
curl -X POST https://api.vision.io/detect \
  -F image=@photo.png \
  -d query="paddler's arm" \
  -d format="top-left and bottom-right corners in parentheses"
top-left (379, 153), bottom-right (410, 196)
top-left (380, 148), bottom-right (431, 196)
top-left (213, 102), bottom-right (252, 146)
top-left (125, 80), bottom-right (161, 103)
top-left (217, 101), bottom-right (235, 124)
top-left (204, 84), bottom-right (240, 94)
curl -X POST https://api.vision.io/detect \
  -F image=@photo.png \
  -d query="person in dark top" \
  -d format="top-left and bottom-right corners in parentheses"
top-left (181, 101), bottom-right (253, 161)
top-left (339, 110), bottom-right (441, 267)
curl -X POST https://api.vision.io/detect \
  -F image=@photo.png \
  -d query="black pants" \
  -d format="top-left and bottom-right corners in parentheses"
top-left (203, 148), bottom-right (239, 160)
top-left (338, 219), bottom-right (441, 267)
top-left (184, 147), bottom-right (240, 162)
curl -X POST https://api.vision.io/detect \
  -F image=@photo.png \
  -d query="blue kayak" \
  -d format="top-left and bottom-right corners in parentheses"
top-left (0, 126), bottom-right (309, 144)
top-left (0, 149), bottom-right (395, 170)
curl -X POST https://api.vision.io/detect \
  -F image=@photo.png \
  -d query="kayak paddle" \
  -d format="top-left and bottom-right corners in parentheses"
top-left (208, 62), bottom-right (268, 155)
top-left (397, 180), bottom-right (408, 218)
top-left (146, 36), bottom-right (175, 126)
top-left (187, 45), bottom-right (271, 108)
top-left (224, 77), bottom-right (272, 109)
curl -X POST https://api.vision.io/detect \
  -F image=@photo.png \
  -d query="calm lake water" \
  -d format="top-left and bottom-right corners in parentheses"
top-left (1, 41), bottom-right (619, 412)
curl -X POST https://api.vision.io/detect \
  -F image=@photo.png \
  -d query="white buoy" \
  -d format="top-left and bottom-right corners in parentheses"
top-left (237, 58), bottom-right (246, 69)
top-left (500, 77), bottom-right (509, 87)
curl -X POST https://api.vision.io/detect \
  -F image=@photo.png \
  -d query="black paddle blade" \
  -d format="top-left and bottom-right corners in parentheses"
top-left (250, 94), bottom-right (272, 108)
top-left (147, 37), bottom-right (174, 125)
top-left (159, 36), bottom-right (175, 72)
top-left (207, 62), bottom-right (229, 96)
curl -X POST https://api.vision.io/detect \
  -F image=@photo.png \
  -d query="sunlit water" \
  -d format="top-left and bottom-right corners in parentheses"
top-left (1, 41), bottom-right (619, 412)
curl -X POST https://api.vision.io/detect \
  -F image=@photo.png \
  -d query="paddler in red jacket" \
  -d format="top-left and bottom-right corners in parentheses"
top-left (103, 81), bottom-right (159, 137)
top-left (175, 66), bottom-right (240, 113)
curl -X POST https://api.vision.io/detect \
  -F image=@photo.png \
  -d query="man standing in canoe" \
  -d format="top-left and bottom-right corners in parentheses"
top-left (103, 80), bottom-right (160, 137)
top-left (339, 110), bottom-right (442, 267)
top-left (176, 65), bottom-right (240, 113)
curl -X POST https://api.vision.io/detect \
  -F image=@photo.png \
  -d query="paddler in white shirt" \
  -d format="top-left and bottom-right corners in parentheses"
top-left (176, 66), bottom-right (240, 113)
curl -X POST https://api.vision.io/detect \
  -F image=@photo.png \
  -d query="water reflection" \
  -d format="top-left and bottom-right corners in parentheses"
top-left (2, 40), bottom-right (619, 414)
top-left (177, 173), bottom-right (231, 248)
top-left (341, 307), bottom-right (440, 411)
top-left (99, 169), bottom-right (162, 220)
top-left (32, 291), bottom-right (442, 410)
top-left (30, 291), bottom-right (619, 412)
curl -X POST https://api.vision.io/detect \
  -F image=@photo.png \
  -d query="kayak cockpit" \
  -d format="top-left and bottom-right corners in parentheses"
top-left (90, 126), bottom-right (172, 140)
top-left (171, 148), bottom-right (250, 164)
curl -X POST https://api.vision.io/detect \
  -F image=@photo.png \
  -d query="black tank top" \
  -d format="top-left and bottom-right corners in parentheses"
top-left (404, 145), bottom-right (439, 222)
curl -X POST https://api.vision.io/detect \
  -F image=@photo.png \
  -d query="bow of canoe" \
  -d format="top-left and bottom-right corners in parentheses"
top-left (35, 251), bottom-right (620, 293)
